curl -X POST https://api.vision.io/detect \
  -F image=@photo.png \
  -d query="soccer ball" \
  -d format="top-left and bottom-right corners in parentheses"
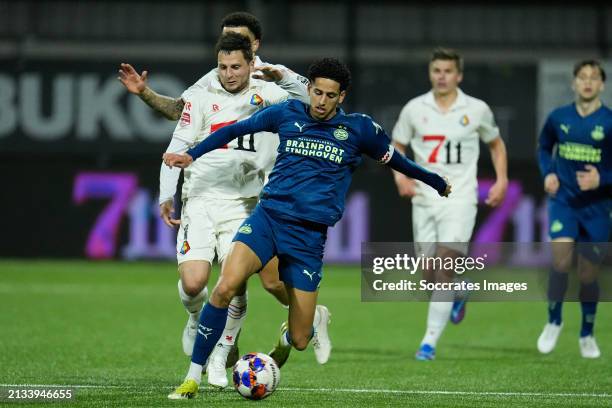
top-left (232, 352), bottom-right (280, 400)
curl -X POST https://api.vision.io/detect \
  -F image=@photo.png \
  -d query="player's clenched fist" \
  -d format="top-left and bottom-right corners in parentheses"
top-left (441, 177), bottom-right (452, 197)
top-left (159, 200), bottom-right (181, 228)
top-left (576, 164), bottom-right (600, 191)
top-left (544, 173), bottom-right (560, 195)
top-left (163, 153), bottom-right (193, 168)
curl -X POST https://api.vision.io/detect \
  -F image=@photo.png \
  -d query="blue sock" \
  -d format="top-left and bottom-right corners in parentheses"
top-left (284, 331), bottom-right (292, 346)
top-left (191, 302), bottom-right (228, 365)
top-left (579, 281), bottom-right (599, 337)
top-left (548, 302), bottom-right (563, 325)
top-left (547, 269), bottom-right (567, 325)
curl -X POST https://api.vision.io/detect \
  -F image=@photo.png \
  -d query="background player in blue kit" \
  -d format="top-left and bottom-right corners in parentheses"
top-left (163, 58), bottom-right (451, 399)
top-left (536, 60), bottom-right (611, 359)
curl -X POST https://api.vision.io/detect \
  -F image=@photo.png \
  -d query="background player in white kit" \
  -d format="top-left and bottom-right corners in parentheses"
top-left (391, 48), bottom-right (508, 361)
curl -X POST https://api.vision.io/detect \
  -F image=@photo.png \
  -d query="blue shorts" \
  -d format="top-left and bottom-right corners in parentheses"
top-left (548, 200), bottom-right (610, 263)
top-left (233, 204), bottom-right (328, 292)
top-left (548, 200), bottom-right (610, 242)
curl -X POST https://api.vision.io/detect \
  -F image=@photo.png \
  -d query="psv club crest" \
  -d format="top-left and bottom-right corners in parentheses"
top-left (333, 126), bottom-right (349, 141)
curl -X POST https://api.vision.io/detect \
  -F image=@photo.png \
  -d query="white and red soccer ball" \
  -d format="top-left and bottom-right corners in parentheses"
top-left (232, 352), bottom-right (280, 400)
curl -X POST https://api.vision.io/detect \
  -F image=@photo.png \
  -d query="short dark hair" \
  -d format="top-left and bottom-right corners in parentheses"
top-left (307, 58), bottom-right (352, 92)
top-left (214, 32), bottom-right (253, 62)
top-left (573, 59), bottom-right (606, 82)
top-left (220, 12), bottom-right (262, 41)
top-left (430, 47), bottom-right (464, 73)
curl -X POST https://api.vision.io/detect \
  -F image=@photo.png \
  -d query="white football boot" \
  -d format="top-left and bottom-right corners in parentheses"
top-left (537, 322), bottom-right (563, 354)
top-left (579, 336), bottom-right (601, 359)
top-left (312, 305), bottom-right (332, 364)
top-left (207, 344), bottom-right (230, 388)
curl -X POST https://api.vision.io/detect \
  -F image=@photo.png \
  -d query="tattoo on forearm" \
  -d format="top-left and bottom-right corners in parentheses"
top-left (139, 87), bottom-right (185, 121)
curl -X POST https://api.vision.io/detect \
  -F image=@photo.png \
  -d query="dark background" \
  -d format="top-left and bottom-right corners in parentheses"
top-left (0, 1), bottom-right (610, 260)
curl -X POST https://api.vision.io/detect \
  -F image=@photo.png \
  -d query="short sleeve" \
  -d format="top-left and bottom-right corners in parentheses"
top-left (477, 103), bottom-right (500, 143)
top-left (392, 103), bottom-right (415, 145)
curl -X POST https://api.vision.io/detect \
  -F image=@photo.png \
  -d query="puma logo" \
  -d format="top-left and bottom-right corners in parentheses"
top-left (302, 269), bottom-right (317, 281)
top-left (560, 124), bottom-right (570, 135)
top-left (198, 325), bottom-right (213, 339)
top-left (294, 122), bottom-right (306, 132)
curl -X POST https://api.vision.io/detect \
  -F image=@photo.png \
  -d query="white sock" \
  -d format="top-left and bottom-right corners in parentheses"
top-left (421, 295), bottom-right (452, 347)
top-left (185, 362), bottom-right (204, 384)
top-left (177, 279), bottom-right (208, 320)
top-left (219, 293), bottom-right (247, 346)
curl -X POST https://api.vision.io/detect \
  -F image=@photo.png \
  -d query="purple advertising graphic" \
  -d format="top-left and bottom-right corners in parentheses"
top-left (73, 172), bottom-right (138, 259)
top-left (74, 172), bottom-right (552, 264)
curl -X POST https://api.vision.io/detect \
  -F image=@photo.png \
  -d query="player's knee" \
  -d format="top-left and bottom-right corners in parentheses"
top-left (552, 255), bottom-right (572, 273)
top-left (292, 337), bottom-right (309, 351)
top-left (578, 269), bottom-right (597, 285)
top-left (179, 262), bottom-right (210, 296)
top-left (262, 279), bottom-right (284, 295)
top-left (181, 278), bottom-right (206, 297)
top-left (422, 267), bottom-right (435, 284)
top-left (212, 282), bottom-right (237, 307)
top-left (288, 329), bottom-right (310, 351)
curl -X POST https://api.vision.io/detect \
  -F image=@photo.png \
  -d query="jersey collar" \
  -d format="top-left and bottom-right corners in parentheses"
top-left (424, 88), bottom-right (468, 112)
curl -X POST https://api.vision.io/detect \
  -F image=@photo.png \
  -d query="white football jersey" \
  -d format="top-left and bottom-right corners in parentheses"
top-left (172, 76), bottom-right (289, 200)
top-left (392, 89), bottom-right (500, 205)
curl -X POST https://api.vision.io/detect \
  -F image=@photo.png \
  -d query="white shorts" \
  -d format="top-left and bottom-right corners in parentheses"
top-left (412, 202), bottom-right (477, 256)
top-left (176, 196), bottom-right (257, 265)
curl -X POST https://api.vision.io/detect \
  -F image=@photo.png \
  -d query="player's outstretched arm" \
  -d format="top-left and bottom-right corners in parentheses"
top-left (390, 141), bottom-right (418, 198)
top-left (485, 137), bottom-right (508, 207)
top-left (162, 120), bottom-right (253, 168)
top-left (163, 104), bottom-right (284, 168)
top-left (118, 63), bottom-right (184, 120)
top-left (360, 117), bottom-right (450, 197)
top-left (387, 151), bottom-right (451, 197)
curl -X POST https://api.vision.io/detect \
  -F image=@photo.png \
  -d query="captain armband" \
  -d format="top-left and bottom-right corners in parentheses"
top-left (378, 144), bottom-right (395, 164)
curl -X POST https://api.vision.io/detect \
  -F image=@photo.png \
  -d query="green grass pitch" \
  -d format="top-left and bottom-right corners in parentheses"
top-left (0, 260), bottom-right (610, 407)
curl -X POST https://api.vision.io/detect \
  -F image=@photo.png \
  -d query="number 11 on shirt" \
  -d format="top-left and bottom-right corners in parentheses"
top-left (423, 135), bottom-right (461, 164)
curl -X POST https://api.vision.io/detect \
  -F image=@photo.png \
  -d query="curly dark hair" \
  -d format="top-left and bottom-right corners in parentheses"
top-left (220, 12), bottom-right (262, 41)
top-left (307, 58), bottom-right (352, 91)
top-left (214, 32), bottom-right (253, 62)
top-left (573, 59), bottom-right (606, 82)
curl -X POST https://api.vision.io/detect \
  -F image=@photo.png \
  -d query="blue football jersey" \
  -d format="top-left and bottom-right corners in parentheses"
top-left (538, 103), bottom-right (611, 212)
top-left (187, 99), bottom-right (446, 226)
